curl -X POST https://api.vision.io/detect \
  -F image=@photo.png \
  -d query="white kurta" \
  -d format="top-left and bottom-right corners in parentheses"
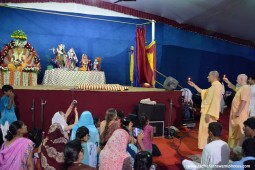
top-left (182, 140), bottom-right (230, 170)
top-left (249, 84), bottom-right (255, 117)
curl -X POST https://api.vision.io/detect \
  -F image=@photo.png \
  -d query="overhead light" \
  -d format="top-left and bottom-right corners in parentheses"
top-left (114, 0), bottom-right (136, 3)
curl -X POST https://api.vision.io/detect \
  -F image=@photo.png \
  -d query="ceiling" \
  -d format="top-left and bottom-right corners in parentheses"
top-left (103, 0), bottom-right (255, 43)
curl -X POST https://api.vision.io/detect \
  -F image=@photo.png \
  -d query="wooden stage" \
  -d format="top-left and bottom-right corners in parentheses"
top-left (11, 85), bottom-right (182, 131)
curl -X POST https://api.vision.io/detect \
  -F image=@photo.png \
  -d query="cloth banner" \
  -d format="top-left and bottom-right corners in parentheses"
top-left (132, 26), bottom-right (156, 87)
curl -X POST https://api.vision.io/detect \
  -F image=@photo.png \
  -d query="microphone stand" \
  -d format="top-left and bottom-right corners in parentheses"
top-left (41, 99), bottom-right (47, 130)
top-left (165, 99), bottom-right (173, 139)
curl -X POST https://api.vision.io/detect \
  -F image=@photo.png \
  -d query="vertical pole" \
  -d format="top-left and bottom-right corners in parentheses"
top-left (152, 20), bottom-right (156, 41)
top-left (31, 99), bottom-right (34, 129)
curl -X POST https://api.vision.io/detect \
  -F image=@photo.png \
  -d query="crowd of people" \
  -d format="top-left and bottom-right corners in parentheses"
top-left (0, 85), bottom-right (155, 170)
top-left (185, 72), bottom-right (255, 170)
top-left (1, 72), bottom-right (255, 170)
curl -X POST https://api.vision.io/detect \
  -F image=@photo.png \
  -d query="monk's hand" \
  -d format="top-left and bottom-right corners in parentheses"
top-left (205, 114), bottom-right (210, 123)
top-left (188, 81), bottom-right (195, 87)
top-left (223, 77), bottom-right (229, 83)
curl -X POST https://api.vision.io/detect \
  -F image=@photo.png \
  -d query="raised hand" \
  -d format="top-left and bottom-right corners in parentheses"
top-left (187, 81), bottom-right (196, 87)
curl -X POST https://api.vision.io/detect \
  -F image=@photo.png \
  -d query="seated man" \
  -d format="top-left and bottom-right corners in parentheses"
top-left (243, 117), bottom-right (255, 138)
top-left (230, 138), bottom-right (255, 170)
top-left (182, 122), bottom-right (230, 170)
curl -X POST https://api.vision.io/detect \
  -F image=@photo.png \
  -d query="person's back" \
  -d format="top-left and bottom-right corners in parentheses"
top-left (202, 139), bottom-right (230, 169)
top-left (230, 138), bottom-right (255, 170)
top-left (143, 124), bottom-right (153, 152)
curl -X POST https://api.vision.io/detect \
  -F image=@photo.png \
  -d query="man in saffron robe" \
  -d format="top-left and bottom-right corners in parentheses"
top-left (223, 74), bottom-right (251, 149)
top-left (188, 71), bottom-right (222, 149)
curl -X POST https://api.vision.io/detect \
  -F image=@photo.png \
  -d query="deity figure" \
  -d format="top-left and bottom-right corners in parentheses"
top-left (8, 46), bottom-right (27, 71)
top-left (79, 54), bottom-right (90, 71)
top-left (67, 48), bottom-right (78, 70)
top-left (52, 44), bottom-right (67, 68)
top-left (93, 57), bottom-right (101, 71)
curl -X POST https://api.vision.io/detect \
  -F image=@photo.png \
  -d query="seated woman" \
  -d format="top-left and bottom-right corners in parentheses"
top-left (70, 111), bottom-right (100, 147)
top-left (121, 116), bottom-right (145, 166)
top-left (0, 121), bottom-right (34, 170)
top-left (51, 101), bottom-right (78, 137)
top-left (138, 114), bottom-right (153, 154)
top-left (40, 123), bottom-right (69, 170)
top-left (99, 129), bottom-right (132, 170)
top-left (62, 139), bottom-right (96, 170)
top-left (75, 126), bottom-right (98, 168)
top-left (99, 108), bottom-right (119, 148)
top-left (134, 151), bottom-right (155, 170)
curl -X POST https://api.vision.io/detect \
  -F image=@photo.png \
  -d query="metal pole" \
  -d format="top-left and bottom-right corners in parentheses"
top-left (165, 99), bottom-right (173, 139)
top-left (31, 99), bottom-right (35, 129)
top-left (41, 99), bottom-right (47, 130)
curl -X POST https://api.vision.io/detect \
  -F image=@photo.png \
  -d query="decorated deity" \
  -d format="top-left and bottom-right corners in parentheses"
top-left (0, 30), bottom-right (41, 72)
top-left (67, 48), bottom-right (78, 70)
top-left (79, 54), bottom-right (90, 71)
top-left (52, 44), bottom-right (67, 68)
top-left (93, 57), bottom-right (101, 71)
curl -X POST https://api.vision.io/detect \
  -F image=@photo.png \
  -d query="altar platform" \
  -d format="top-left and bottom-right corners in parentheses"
top-left (12, 85), bottom-right (182, 131)
top-left (42, 69), bottom-right (106, 86)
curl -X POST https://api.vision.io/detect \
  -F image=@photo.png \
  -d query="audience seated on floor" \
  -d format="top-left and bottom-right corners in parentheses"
top-left (138, 113), bottom-right (153, 154)
top-left (121, 116), bottom-right (145, 166)
top-left (182, 122), bottom-right (230, 170)
top-left (0, 121), bottom-right (34, 170)
top-left (230, 138), bottom-right (255, 170)
top-left (51, 100), bottom-right (78, 137)
top-left (231, 117), bottom-right (255, 162)
top-left (99, 108), bottom-right (119, 149)
top-left (62, 139), bottom-right (96, 170)
top-left (99, 129), bottom-right (132, 170)
top-left (70, 111), bottom-right (100, 147)
top-left (134, 151), bottom-right (156, 170)
top-left (75, 126), bottom-right (98, 168)
top-left (41, 123), bottom-right (69, 170)
top-left (243, 117), bottom-right (255, 138)
top-left (93, 117), bottom-right (101, 129)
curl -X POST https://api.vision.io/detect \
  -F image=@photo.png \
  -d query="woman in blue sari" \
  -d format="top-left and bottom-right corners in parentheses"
top-left (70, 111), bottom-right (100, 146)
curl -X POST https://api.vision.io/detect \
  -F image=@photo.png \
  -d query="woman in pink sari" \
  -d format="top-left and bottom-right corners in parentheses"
top-left (0, 120), bottom-right (34, 170)
top-left (99, 129), bottom-right (132, 170)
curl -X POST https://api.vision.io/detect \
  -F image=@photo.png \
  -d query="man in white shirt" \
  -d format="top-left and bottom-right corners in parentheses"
top-left (182, 122), bottom-right (230, 170)
top-left (248, 76), bottom-right (255, 117)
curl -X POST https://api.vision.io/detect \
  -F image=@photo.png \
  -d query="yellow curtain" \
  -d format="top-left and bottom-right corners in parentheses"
top-left (146, 41), bottom-right (156, 86)
top-left (130, 48), bottom-right (134, 83)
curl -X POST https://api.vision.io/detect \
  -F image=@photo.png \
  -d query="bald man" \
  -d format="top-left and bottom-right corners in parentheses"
top-left (188, 71), bottom-right (222, 149)
top-left (223, 74), bottom-right (251, 149)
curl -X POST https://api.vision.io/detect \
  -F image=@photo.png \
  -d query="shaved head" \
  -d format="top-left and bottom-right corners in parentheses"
top-left (238, 74), bottom-right (248, 81)
top-left (210, 71), bottom-right (219, 79)
top-left (237, 74), bottom-right (248, 85)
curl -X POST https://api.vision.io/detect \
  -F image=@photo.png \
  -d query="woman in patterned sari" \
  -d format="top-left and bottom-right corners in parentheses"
top-left (99, 129), bottom-right (132, 170)
top-left (0, 121), bottom-right (34, 170)
top-left (99, 108), bottom-right (119, 149)
top-left (41, 123), bottom-right (69, 170)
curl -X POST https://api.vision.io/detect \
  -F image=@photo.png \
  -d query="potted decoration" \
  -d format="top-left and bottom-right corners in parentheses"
top-left (46, 55), bottom-right (53, 70)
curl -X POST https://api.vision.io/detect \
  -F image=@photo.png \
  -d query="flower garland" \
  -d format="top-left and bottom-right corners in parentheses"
top-left (0, 66), bottom-right (8, 72)
top-left (0, 40), bottom-right (41, 72)
top-left (22, 66), bottom-right (39, 73)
